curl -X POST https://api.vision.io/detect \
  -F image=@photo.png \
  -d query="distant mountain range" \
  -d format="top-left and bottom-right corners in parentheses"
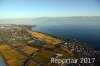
top-left (0, 16), bottom-right (100, 25)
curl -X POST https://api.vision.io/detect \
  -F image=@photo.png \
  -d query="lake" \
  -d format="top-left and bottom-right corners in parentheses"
top-left (0, 57), bottom-right (5, 66)
top-left (32, 17), bottom-right (100, 50)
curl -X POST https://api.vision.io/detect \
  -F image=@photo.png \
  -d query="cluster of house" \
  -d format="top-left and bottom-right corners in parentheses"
top-left (58, 39), bottom-right (100, 66)
top-left (0, 25), bottom-right (47, 49)
top-left (0, 24), bottom-right (14, 30)
top-left (60, 39), bottom-right (96, 58)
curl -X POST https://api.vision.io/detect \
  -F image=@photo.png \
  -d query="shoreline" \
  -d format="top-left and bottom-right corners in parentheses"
top-left (32, 29), bottom-right (100, 51)
top-left (27, 30), bottom-right (63, 45)
top-left (0, 52), bottom-right (9, 66)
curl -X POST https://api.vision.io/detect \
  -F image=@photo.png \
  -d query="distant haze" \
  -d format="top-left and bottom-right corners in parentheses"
top-left (0, 17), bottom-right (100, 26)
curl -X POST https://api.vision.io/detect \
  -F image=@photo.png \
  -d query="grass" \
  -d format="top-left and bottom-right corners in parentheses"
top-left (27, 30), bottom-right (62, 45)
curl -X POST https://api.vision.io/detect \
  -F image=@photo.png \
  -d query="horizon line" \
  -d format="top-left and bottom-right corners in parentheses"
top-left (0, 16), bottom-right (100, 19)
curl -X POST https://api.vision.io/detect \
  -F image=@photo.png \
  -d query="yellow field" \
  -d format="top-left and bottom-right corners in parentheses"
top-left (0, 43), bottom-right (25, 66)
top-left (14, 26), bottom-right (22, 30)
top-left (20, 44), bottom-right (38, 55)
top-left (33, 50), bottom-right (56, 63)
top-left (27, 60), bottom-right (38, 66)
top-left (27, 30), bottom-right (62, 45)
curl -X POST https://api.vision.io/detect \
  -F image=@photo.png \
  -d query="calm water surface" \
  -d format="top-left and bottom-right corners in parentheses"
top-left (32, 19), bottom-right (100, 50)
top-left (0, 57), bottom-right (5, 66)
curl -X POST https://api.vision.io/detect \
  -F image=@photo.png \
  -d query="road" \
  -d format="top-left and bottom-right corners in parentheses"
top-left (7, 44), bottom-right (45, 66)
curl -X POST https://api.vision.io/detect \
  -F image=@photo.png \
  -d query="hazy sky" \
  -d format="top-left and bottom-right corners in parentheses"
top-left (0, 0), bottom-right (100, 18)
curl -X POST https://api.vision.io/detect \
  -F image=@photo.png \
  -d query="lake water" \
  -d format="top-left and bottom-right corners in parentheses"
top-left (32, 17), bottom-right (100, 50)
top-left (0, 57), bottom-right (5, 66)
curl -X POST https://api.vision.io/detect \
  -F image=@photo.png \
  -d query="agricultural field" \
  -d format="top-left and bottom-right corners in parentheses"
top-left (13, 44), bottom-right (38, 55)
top-left (32, 50), bottom-right (56, 64)
top-left (0, 43), bottom-right (39, 66)
top-left (0, 43), bottom-right (25, 66)
top-left (27, 60), bottom-right (38, 66)
top-left (27, 30), bottom-right (62, 45)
